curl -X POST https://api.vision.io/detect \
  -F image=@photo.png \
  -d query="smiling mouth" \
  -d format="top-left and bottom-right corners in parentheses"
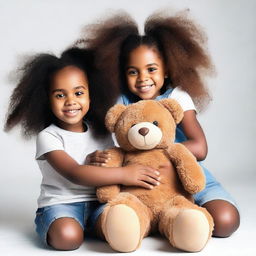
top-left (63, 109), bottom-right (81, 116)
top-left (136, 84), bottom-right (154, 92)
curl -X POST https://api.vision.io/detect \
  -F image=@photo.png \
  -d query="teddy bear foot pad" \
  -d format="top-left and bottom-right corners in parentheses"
top-left (172, 209), bottom-right (210, 252)
top-left (104, 204), bottom-right (141, 252)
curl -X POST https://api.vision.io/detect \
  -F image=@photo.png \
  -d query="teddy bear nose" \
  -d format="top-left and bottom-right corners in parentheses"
top-left (138, 127), bottom-right (149, 136)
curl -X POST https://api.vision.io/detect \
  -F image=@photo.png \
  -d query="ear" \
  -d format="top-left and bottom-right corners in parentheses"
top-left (105, 104), bottom-right (127, 132)
top-left (158, 99), bottom-right (184, 124)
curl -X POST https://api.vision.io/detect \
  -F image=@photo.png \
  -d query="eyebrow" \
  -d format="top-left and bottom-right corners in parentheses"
top-left (126, 63), bottom-right (159, 69)
top-left (51, 86), bottom-right (87, 93)
top-left (74, 86), bottom-right (87, 90)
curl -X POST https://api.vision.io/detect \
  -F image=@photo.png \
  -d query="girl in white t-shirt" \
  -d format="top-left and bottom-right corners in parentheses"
top-left (4, 47), bottom-right (161, 250)
top-left (82, 11), bottom-right (240, 238)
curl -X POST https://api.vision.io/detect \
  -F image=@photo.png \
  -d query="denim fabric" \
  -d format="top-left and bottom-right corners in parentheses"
top-left (34, 201), bottom-right (105, 245)
top-left (193, 165), bottom-right (237, 206)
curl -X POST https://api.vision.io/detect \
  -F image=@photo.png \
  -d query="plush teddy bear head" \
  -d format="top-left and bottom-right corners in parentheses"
top-left (105, 99), bottom-right (184, 152)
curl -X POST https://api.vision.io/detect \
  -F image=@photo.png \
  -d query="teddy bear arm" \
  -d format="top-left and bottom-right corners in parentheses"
top-left (96, 185), bottom-right (121, 203)
top-left (167, 143), bottom-right (205, 194)
top-left (96, 147), bottom-right (124, 203)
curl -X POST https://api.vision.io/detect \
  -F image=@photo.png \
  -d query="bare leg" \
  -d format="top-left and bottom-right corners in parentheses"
top-left (47, 217), bottom-right (84, 250)
top-left (203, 200), bottom-right (240, 237)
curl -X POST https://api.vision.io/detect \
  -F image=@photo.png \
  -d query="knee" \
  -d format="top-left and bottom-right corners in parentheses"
top-left (52, 227), bottom-right (83, 250)
top-left (203, 200), bottom-right (240, 237)
top-left (213, 205), bottom-right (240, 237)
top-left (47, 218), bottom-right (84, 250)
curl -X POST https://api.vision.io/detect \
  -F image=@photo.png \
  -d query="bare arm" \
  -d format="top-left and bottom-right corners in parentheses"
top-left (180, 110), bottom-right (208, 161)
top-left (44, 150), bottom-right (160, 189)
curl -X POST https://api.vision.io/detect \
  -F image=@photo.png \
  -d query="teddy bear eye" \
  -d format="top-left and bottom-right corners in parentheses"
top-left (153, 121), bottom-right (158, 126)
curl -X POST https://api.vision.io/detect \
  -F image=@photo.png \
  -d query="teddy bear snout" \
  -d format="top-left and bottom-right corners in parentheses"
top-left (127, 122), bottom-right (162, 150)
top-left (138, 127), bottom-right (149, 136)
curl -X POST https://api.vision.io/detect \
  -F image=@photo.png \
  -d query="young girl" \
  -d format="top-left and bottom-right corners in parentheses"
top-left (4, 47), bottom-right (161, 250)
top-left (81, 11), bottom-right (240, 238)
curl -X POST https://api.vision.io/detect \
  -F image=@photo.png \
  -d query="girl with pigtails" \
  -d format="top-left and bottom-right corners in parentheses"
top-left (4, 47), bottom-right (161, 250)
top-left (81, 10), bottom-right (240, 238)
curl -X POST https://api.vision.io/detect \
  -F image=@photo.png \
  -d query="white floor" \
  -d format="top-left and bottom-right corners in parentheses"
top-left (1, 177), bottom-right (255, 256)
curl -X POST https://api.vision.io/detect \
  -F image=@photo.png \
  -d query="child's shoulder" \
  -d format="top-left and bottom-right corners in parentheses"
top-left (170, 87), bottom-right (189, 98)
top-left (36, 124), bottom-right (66, 147)
top-left (37, 124), bottom-right (60, 137)
top-left (169, 87), bottom-right (196, 112)
top-left (36, 124), bottom-right (65, 160)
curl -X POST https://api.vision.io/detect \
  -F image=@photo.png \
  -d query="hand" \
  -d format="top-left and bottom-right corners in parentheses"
top-left (85, 150), bottom-right (110, 166)
top-left (121, 165), bottom-right (161, 189)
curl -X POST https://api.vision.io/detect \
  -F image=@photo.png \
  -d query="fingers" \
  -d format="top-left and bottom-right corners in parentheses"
top-left (127, 165), bottom-right (161, 188)
top-left (91, 156), bottom-right (109, 164)
top-left (86, 150), bottom-right (111, 166)
top-left (137, 178), bottom-right (160, 190)
top-left (143, 168), bottom-right (160, 181)
top-left (135, 165), bottom-right (161, 189)
top-left (93, 151), bottom-right (110, 162)
top-left (90, 162), bottom-right (106, 167)
top-left (137, 181), bottom-right (154, 190)
top-left (140, 175), bottom-right (160, 186)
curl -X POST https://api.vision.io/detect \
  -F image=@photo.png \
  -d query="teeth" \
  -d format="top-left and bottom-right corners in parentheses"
top-left (137, 85), bottom-right (152, 92)
top-left (65, 109), bottom-right (79, 113)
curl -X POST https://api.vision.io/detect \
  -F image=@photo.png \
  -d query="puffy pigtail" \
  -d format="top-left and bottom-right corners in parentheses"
top-left (144, 11), bottom-right (214, 111)
top-left (4, 54), bottom-right (59, 137)
top-left (78, 12), bottom-right (139, 92)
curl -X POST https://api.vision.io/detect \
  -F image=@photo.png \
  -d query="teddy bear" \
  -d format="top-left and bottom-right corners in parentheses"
top-left (96, 99), bottom-right (214, 253)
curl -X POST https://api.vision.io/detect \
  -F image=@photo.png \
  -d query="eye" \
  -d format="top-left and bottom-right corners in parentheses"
top-left (153, 121), bottom-right (158, 126)
top-left (148, 67), bottom-right (157, 73)
top-left (75, 91), bottom-right (84, 96)
top-left (127, 69), bottom-right (138, 76)
top-left (55, 93), bottom-right (65, 98)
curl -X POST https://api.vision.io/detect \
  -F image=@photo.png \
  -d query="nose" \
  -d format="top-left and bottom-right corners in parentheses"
top-left (138, 127), bottom-right (149, 136)
top-left (138, 72), bottom-right (148, 82)
top-left (65, 95), bottom-right (76, 106)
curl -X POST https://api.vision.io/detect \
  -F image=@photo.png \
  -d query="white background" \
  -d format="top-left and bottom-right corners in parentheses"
top-left (0, 0), bottom-right (255, 255)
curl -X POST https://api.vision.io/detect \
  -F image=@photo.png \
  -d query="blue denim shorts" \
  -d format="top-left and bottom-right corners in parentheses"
top-left (193, 165), bottom-right (237, 207)
top-left (34, 201), bottom-right (105, 245)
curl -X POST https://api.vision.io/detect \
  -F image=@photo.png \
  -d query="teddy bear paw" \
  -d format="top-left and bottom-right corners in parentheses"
top-left (104, 204), bottom-right (141, 252)
top-left (172, 209), bottom-right (210, 252)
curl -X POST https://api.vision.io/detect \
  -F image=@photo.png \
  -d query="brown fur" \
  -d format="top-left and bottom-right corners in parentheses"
top-left (97, 99), bottom-right (213, 251)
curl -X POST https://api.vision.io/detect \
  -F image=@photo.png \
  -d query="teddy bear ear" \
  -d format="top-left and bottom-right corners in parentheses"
top-left (105, 104), bottom-right (127, 132)
top-left (158, 99), bottom-right (184, 124)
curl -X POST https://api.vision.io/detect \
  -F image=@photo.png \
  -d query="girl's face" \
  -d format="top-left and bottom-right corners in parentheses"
top-left (126, 45), bottom-right (166, 100)
top-left (49, 66), bottom-right (90, 132)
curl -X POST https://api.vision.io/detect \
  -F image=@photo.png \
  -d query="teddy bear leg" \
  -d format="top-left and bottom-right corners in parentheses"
top-left (159, 196), bottom-right (213, 252)
top-left (100, 192), bottom-right (152, 252)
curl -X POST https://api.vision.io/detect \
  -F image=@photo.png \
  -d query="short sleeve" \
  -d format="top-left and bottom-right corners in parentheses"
top-left (116, 95), bottom-right (123, 104)
top-left (36, 130), bottom-right (64, 160)
top-left (169, 87), bottom-right (196, 112)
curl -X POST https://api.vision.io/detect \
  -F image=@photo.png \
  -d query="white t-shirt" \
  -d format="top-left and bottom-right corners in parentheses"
top-left (36, 124), bottom-right (114, 208)
top-left (168, 87), bottom-right (196, 112)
